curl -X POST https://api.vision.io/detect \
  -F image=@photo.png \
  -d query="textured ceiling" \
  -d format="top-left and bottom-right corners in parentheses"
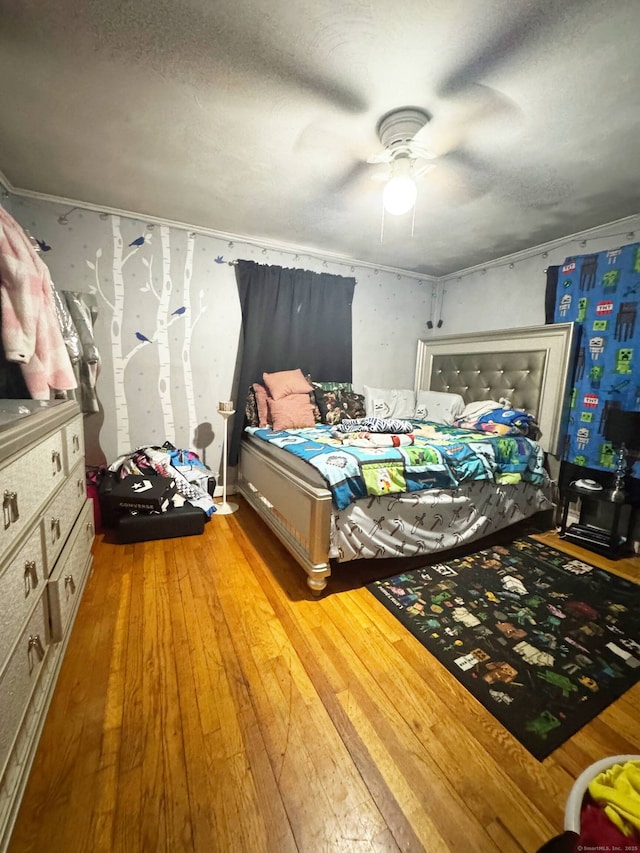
top-left (0, 0), bottom-right (639, 277)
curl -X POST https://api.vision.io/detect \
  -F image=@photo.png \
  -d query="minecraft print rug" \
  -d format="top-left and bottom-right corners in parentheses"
top-left (367, 536), bottom-right (640, 760)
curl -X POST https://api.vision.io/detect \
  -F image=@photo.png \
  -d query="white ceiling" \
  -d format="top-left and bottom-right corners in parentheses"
top-left (1, 0), bottom-right (639, 277)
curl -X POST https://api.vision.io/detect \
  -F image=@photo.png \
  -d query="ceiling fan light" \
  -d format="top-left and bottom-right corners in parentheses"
top-left (383, 175), bottom-right (417, 215)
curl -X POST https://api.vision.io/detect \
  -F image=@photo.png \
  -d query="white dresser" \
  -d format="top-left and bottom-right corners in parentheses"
top-left (0, 399), bottom-right (94, 852)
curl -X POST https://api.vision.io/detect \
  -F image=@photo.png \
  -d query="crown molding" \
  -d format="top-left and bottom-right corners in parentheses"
top-left (0, 172), bottom-right (438, 284)
top-left (440, 214), bottom-right (640, 282)
top-left (3, 169), bottom-right (635, 286)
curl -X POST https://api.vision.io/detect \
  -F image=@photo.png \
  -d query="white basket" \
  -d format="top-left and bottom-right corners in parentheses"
top-left (564, 754), bottom-right (640, 833)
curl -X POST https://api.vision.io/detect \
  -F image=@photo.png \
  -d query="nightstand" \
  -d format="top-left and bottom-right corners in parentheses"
top-left (558, 482), bottom-right (638, 559)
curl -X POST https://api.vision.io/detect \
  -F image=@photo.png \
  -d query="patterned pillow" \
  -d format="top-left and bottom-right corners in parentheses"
top-left (364, 386), bottom-right (416, 419)
top-left (339, 390), bottom-right (365, 419)
top-left (309, 392), bottom-right (322, 424)
top-left (244, 385), bottom-right (260, 427)
top-left (314, 388), bottom-right (365, 424)
top-left (336, 416), bottom-right (413, 434)
top-left (314, 388), bottom-right (343, 424)
top-left (312, 380), bottom-right (354, 392)
top-left (251, 382), bottom-right (271, 427)
top-left (414, 390), bottom-right (466, 425)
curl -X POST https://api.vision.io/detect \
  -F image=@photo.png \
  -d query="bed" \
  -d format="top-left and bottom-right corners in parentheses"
top-left (237, 323), bottom-right (577, 594)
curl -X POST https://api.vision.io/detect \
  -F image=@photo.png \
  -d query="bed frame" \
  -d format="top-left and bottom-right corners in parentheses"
top-left (237, 322), bottom-right (577, 594)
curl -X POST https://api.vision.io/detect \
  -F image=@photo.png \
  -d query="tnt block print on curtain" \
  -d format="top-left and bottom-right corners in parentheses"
top-left (554, 242), bottom-right (640, 479)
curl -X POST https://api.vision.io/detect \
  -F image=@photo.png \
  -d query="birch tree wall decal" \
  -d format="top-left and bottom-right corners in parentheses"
top-left (180, 232), bottom-right (207, 445)
top-left (157, 225), bottom-right (175, 439)
top-left (87, 216), bottom-right (208, 458)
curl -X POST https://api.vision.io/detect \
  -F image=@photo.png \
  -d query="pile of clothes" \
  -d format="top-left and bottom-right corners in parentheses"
top-left (98, 443), bottom-right (216, 527)
top-left (454, 399), bottom-right (541, 439)
top-left (578, 759), bottom-right (640, 847)
top-left (537, 757), bottom-right (640, 852)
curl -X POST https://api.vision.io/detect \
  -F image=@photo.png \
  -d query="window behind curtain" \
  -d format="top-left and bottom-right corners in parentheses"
top-left (228, 261), bottom-right (356, 465)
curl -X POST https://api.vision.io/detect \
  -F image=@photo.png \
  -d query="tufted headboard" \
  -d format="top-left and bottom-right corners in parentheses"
top-left (414, 323), bottom-right (577, 455)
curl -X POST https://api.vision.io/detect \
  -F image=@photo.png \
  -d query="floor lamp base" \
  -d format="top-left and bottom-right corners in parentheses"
top-left (216, 501), bottom-right (239, 515)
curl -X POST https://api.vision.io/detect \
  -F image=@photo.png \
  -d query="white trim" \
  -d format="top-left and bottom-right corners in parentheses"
top-left (2, 167), bottom-right (636, 284)
top-left (0, 172), bottom-right (437, 283)
top-left (440, 215), bottom-right (640, 282)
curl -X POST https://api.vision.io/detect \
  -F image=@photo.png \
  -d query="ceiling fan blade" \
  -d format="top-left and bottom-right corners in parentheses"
top-left (422, 150), bottom-right (493, 205)
top-left (294, 117), bottom-right (374, 175)
top-left (60, 0), bottom-right (369, 115)
top-left (437, 0), bottom-right (591, 100)
top-left (331, 159), bottom-right (374, 194)
top-left (414, 84), bottom-right (522, 158)
top-left (412, 162), bottom-right (437, 180)
top-left (366, 149), bottom-right (394, 165)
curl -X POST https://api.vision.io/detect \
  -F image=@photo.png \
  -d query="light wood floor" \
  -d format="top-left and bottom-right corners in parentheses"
top-left (8, 500), bottom-right (640, 853)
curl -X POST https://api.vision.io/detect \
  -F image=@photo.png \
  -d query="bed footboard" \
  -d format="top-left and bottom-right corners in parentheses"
top-left (237, 438), bottom-right (334, 594)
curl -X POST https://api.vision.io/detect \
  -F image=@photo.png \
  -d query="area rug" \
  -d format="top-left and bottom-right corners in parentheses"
top-left (367, 536), bottom-right (640, 760)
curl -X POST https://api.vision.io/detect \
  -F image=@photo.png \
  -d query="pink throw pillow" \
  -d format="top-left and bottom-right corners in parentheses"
top-left (268, 393), bottom-right (315, 430)
top-left (253, 383), bottom-right (270, 427)
top-left (263, 368), bottom-right (313, 401)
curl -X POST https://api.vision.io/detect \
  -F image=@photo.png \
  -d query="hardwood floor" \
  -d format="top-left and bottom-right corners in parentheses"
top-left (8, 500), bottom-right (640, 853)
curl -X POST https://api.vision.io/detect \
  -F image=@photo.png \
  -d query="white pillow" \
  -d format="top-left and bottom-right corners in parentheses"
top-left (415, 390), bottom-right (466, 425)
top-left (364, 386), bottom-right (416, 419)
top-left (459, 400), bottom-right (503, 420)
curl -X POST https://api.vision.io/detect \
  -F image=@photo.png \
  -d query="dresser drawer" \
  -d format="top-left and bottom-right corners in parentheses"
top-left (41, 460), bottom-right (87, 577)
top-left (0, 430), bottom-right (65, 564)
top-left (48, 499), bottom-right (94, 643)
top-left (0, 533), bottom-right (46, 666)
top-left (0, 596), bottom-right (49, 780)
top-left (0, 645), bottom-right (57, 841)
top-left (63, 414), bottom-right (85, 474)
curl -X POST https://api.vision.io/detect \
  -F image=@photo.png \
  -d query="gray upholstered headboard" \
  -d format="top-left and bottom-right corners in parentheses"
top-left (414, 323), bottom-right (577, 455)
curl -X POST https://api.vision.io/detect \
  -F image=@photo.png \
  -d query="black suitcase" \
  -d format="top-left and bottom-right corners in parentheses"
top-left (115, 504), bottom-right (206, 543)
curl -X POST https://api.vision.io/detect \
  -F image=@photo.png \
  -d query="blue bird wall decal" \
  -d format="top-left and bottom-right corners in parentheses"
top-left (129, 236), bottom-right (146, 247)
top-left (36, 238), bottom-right (51, 252)
top-left (214, 255), bottom-right (224, 264)
top-left (172, 306), bottom-right (186, 315)
top-left (135, 331), bottom-right (153, 343)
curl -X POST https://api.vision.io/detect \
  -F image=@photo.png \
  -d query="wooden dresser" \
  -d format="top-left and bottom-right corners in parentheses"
top-left (0, 399), bottom-right (94, 851)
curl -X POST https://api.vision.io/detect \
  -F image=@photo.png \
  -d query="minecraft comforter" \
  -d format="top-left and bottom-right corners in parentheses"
top-left (245, 421), bottom-right (547, 511)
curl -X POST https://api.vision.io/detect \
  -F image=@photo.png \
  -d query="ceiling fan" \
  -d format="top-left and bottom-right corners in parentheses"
top-left (367, 107), bottom-right (438, 215)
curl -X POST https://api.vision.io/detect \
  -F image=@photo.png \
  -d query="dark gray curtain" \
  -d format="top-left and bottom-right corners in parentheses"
top-left (229, 260), bottom-right (356, 465)
top-left (544, 265), bottom-right (559, 324)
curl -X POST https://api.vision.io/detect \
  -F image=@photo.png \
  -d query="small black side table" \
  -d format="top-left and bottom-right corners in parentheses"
top-left (558, 482), bottom-right (637, 559)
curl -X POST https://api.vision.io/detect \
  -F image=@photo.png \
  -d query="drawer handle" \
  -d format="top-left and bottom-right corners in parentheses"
top-left (27, 634), bottom-right (45, 672)
top-left (3, 490), bottom-right (19, 528)
top-left (72, 433), bottom-right (80, 452)
top-left (64, 574), bottom-right (76, 596)
top-left (24, 560), bottom-right (39, 597)
top-left (86, 521), bottom-right (95, 538)
top-left (52, 450), bottom-right (62, 474)
top-left (50, 516), bottom-right (61, 544)
top-left (77, 477), bottom-right (84, 496)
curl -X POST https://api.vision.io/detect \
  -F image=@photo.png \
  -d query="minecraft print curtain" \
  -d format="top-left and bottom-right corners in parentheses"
top-left (551, 241), bottom-right (639, 478)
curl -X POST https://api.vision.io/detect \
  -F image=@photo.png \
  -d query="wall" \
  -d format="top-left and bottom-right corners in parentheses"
top-left (7, 195), bottom-right (432, 480)
top-left (432, 215), bottom-right (640, 337)
top-left (6, 191), bottom-right (639, 485)
top-left (1, 191), bottom-right (11, 215)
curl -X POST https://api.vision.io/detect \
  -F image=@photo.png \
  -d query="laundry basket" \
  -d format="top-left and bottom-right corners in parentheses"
top-left (564, 754), bottom-right (640, 834)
